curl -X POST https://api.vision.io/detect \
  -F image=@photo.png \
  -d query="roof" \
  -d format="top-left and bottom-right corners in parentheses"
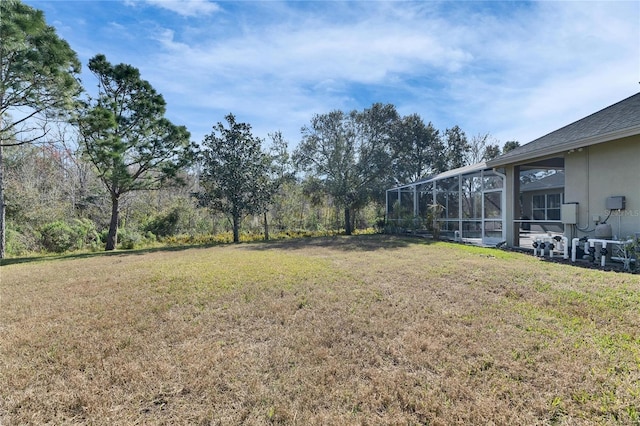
top-left (423, 161), bottom-right (489, 181)
top-left (487, 92), bottom-right (640, 167)
top-left (520, 170), bottom-right (565, 192)
top-left (389, 161), bottom-right (489, 190)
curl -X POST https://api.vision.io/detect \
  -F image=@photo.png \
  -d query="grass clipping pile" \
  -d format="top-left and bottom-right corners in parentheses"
top-left (1, 235), bottom-right (639, 425)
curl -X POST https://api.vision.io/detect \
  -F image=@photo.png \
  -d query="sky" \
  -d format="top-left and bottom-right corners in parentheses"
top-left (25, 0), bottom-right (640, 150)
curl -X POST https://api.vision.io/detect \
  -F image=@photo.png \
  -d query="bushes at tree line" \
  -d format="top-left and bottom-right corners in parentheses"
top-left (144, 208), bottom-right (181, 237)
top-left (38, 219), bottom-right (100, 253)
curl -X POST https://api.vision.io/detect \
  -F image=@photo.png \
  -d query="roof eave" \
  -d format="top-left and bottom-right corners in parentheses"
top-left (487, 125), bottom-right (640, 168)
top-left (387, 161), bottom-right (489, 190)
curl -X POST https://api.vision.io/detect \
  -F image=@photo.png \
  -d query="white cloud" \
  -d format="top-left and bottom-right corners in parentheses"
top-left (143, 7), bottom-right (476, 141)
top-left (149, 5), bottom-right (474, 97)
top-left (110, 1), bottom-right (639, 145)
top-left (427, 1), bottom-right (640, 144)
top-left (143, 0), bottom-right (220, 17)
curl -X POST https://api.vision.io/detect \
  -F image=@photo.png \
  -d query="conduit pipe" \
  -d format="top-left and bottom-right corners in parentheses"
top-left (587, 239), bottom-right (609, 268)
top-left (571, 238), bottom-right (580, 262)
top-left (561, 236), bottom-right (569, 259)
top-left (533, 237), bottom-right (549, 257)
top-left (586, 238), bottom-right (633, 268)
top-left (533, 235), bottom-right (568, 259)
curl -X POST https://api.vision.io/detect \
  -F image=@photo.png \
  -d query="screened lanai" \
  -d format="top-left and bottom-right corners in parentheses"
top-left (386, 162), bottom-right (506, 246)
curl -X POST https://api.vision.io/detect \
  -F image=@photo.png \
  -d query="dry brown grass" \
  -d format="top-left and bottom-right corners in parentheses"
top-left (1, 235), bottom-right (639, 425)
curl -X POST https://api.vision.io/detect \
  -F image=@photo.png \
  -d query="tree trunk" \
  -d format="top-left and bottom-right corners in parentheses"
top-left (263, 211), bottom-right (269, 241)
top-left (344, 207), bottom-right (352, 235)
top-left (106, 193), bottom-right (119, 250)
top-left (232, 213), bottom-right (240, 243)
top-left (0, 144), bottom-right (5, 259)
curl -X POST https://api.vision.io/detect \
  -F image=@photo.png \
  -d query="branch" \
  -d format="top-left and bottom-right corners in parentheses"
top-left (1, 127), bottom-right (51, 147)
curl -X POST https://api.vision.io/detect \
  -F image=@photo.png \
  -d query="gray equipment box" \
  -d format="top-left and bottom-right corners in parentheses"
top-left (606, 196), bottom-right (625, 210)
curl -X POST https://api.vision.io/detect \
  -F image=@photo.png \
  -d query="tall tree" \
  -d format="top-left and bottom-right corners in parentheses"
top-left (199, 114), bottom-right (274, 243)
top-left (268, 131), bottom-right (295, 183)
top-left (392, 114), bottom-right (444, 184)
top-left (444, 125), bottom-right (470, 170)
top-left (483, 143), bottom-right (502, 161)
top-left (294, 103), bottom-right (398, 235)
top-left (353, 103), bottom-right (400, 209)
top-left (77, 54), bottom-right (194, 250)
top-left (263, 131), bottom-right (295, 240)
top-left (466, 132), bottom-right (501, 164)
top-left (0, 0), bottom-right (81, 258)
top-left (294, 110), bottom-right (353, 234)
top-left (502, 140), bottom-right (520, 153)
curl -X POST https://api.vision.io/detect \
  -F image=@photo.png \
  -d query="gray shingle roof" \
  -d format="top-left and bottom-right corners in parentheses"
top-left (487, 92), bottom-right (640, 167)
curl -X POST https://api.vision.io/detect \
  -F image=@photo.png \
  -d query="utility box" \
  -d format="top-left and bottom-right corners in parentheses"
top-left (561, 203), bottom-right (578, 224)
top-left (606, 196), bottom-right (626, 210)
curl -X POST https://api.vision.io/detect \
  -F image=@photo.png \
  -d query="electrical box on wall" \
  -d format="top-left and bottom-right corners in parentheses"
top-left (606, 196), bottom-right (626, 210)
top-left (561, 203), bottom-right (578, 224)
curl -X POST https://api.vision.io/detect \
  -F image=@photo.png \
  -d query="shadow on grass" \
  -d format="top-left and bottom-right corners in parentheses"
top-left (245, 233), bottom-right (433, 252)
top-left (0, 234), bottom-right (433, 266)
top-left (0, 243), bottom-right (220, 266)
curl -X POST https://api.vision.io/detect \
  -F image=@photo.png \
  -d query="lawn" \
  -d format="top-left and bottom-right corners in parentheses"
top-left (1, 235), bottom-right (639, 425)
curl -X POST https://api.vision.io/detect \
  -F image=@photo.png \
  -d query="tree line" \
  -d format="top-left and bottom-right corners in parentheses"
top-left (0, 0), bottom-right (519, 257)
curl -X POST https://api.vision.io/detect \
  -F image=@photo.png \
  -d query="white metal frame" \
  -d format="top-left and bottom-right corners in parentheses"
top-left (386, 164), bottom-right (506, 245)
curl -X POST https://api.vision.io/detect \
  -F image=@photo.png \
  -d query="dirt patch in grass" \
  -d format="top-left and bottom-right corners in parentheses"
top-left (1, 235), bottom-right (639, 425)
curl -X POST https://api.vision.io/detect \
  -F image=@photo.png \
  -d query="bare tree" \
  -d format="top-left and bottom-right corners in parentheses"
top-left (466, 132), bottom-right (501, 165)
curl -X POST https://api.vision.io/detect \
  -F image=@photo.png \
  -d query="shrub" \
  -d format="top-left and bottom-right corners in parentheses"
top-left (144, 208), bottom-right (180, 238)
top-left (37, 219), bottom-right (101, 254)
top-left (39, 221), bottom-right (75, 253)
top-left (117, 228), bottom-right (144, 250)
top-left (71, 218), bottom-right (100, 249)
top-left (4, 221), bottom-right (42, 256)
top-left (620, 235), bottom-right (640, 273)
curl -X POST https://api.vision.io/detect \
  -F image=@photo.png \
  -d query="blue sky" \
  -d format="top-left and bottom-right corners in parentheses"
top-left (26, 0), bottom-right (640, 149)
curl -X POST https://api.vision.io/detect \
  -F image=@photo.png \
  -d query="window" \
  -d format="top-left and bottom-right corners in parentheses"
top-left (532, 193), bottom-right (562, 220)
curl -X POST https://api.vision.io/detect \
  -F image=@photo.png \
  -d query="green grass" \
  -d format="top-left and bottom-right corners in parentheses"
top-left (1, 235), bottom-right (639, 425)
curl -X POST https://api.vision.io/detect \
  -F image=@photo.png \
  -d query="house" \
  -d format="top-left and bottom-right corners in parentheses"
top-left (387, 92), bottom-right (640, 249)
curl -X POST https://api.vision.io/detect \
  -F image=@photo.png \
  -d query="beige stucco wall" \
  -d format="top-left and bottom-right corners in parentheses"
top-left (564, 136), bottom-right (640, 240)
